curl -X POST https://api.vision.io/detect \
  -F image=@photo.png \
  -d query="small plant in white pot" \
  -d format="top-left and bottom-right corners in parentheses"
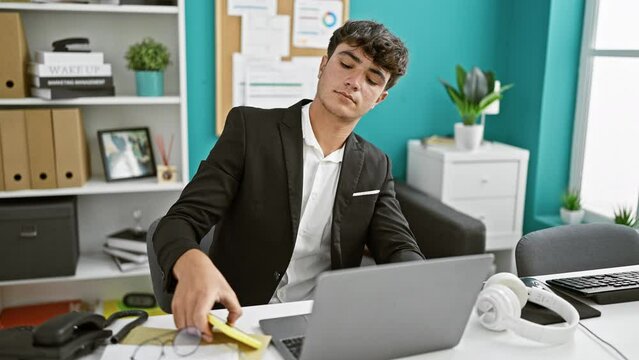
top-left (440, 65), bottom-right (512, 151)
top-left (614, 206), bottom-right (638, 228)
top-left (560, 189), bottom-right (584, 224)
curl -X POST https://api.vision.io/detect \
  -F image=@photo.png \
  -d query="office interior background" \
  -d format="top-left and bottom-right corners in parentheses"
top-left (1, 0), bottom-right (638, 327)
top-left (186, 0), bottom-right (633, 234)
top-left (0, 0), bottom-right (639, 358)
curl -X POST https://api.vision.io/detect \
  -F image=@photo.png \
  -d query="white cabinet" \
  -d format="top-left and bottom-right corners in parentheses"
top-left (0, 1), bottom-right (188, 310)
top-left (407, 140), bottom-right (529, 254)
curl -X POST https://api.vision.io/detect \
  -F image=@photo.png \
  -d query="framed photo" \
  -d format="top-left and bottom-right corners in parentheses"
top-left (97, 127), bottom-right (156, 182)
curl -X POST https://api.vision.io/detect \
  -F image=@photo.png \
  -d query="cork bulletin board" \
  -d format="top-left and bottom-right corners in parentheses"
top-left (214, 0), bottom-right (350, 135)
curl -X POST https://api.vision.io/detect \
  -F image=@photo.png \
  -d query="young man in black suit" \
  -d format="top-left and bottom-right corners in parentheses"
top-left (153, 20), bottom-right (425, 341)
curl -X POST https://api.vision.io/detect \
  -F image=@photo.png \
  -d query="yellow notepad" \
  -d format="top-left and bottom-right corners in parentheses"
top-left (208, 313), bottom-right (262, 349)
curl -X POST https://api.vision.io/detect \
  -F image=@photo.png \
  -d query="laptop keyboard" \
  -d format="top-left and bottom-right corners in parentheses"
top-left (282, 336), bottom-right (305, 359)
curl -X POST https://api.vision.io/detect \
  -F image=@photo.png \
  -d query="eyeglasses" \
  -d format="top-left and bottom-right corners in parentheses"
top-left (130, 327), bottom-right (202, 360)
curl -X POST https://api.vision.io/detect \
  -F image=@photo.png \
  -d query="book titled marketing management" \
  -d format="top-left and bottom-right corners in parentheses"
top-left (32, 76), bottom-right (113, 88)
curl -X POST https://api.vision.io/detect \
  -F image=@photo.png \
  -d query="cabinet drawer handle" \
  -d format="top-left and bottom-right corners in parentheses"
top-left (20, 225), bottom-right (38, 238)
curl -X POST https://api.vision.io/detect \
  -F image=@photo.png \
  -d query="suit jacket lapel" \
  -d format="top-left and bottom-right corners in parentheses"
top-left (331, 133), bottom-right (365, 269)
top-left (278, 100), bottom-right (310, 243)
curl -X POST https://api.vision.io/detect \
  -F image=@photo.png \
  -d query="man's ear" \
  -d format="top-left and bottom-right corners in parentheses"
top-left (318, 55), bottom-right (328, 79)
top-left (372, 91), bottom-right (388, 109)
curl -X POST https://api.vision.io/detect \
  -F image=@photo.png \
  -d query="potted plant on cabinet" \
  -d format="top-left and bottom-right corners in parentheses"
top-left (125, 37), bottom-right (171, 96)
top-left (614, 206), bottom-right (638, 228)
top-left (440, 65), bottom-right (512, 151)
top-left (560, 188), bottom-right (585, 224)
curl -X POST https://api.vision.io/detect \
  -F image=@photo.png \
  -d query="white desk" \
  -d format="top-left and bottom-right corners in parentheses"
top-left (94, 265), bottom-right (639, 360)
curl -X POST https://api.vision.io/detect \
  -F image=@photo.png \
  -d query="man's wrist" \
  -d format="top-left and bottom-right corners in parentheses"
top-left (173, 248), bottom-right (206, 280)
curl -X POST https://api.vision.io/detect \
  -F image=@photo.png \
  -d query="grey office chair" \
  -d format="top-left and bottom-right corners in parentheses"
top-left (146, 218), bottom-right (215, 313)
top-left (515, 223), bottom-right (639, 277)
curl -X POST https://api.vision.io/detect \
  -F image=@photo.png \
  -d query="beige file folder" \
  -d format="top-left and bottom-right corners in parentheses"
top-left (25, 109), bottom-right (57, 189)
top-left (0, 13), bottom-right (30, 98)
top-left (52, 109), bottom-right (91, 188)
top-left (0, 133), bottom-right (4, 191)
top-left (0, 110), bottom-right (31, 190)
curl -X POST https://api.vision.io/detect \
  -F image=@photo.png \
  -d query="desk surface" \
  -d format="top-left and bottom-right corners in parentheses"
top-left (94, 265), bottom-right (639, 360)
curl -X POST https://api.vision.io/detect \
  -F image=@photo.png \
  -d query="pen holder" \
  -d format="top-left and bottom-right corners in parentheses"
top-left (156, 165), bottom-right (177, 183)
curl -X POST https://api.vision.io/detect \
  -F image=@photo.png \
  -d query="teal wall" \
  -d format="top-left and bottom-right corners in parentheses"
top-left (185, 0), bottom-right (585, 233)
top-left (533, 0), bottom-right (585, 230)
top-left (185, 1), bottom-right (216, 171)
top-left (486, 0), bottom-right (584, 232)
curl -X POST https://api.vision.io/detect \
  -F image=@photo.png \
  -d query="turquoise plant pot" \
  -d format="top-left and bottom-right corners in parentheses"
top-left (135, 71), bottom-right (164, 96)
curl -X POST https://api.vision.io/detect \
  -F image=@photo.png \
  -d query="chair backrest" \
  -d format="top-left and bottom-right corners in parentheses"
top-left (395, 182), bottom-right (486, 258)
top-left (515, 223), bottom-right (639, 277)
top-left (146, 218), bottom-right (215, 313)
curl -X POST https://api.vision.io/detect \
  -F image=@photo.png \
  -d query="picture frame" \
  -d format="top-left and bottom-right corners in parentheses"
top-left (97, 127), bottom-right (156, 182)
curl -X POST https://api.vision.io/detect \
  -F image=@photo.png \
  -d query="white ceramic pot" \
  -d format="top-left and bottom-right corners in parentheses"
top-left (454, 123), bottom-right (484, 151)
top-left (560, 208), bottom-right (585, 224)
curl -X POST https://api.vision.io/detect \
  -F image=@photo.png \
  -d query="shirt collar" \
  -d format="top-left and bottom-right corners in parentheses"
top-left (301, 103), bottom-right (344, 163)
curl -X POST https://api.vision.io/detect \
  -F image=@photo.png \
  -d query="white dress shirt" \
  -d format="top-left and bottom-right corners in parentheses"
top-left (269, 103), bottom-right (344, 303)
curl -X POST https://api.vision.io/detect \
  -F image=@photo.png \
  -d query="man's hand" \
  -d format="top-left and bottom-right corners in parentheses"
top-left (171, 249), bottom-right (242, 342)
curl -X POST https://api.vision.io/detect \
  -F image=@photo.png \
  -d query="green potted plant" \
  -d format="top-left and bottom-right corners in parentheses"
top-left (440, 65), bottom-right (512, 151)
top-left (560, 188), bottom-right (584, 224)
top-left (125, 37), bottom-right (170, 96)
top-left (614, 206), bottom-right (638, 228)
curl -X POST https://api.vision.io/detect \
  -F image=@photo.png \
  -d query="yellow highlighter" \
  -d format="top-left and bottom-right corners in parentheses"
top-left (207, 313), bottom-right (262, 349)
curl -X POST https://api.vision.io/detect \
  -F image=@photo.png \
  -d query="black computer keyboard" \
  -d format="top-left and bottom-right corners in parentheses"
top-left (547, 270), bottom-right (639, 304)
top-left (282, 336), bottom-right (305, 359)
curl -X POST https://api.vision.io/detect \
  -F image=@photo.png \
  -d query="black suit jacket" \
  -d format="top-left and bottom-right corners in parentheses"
top-left (154, 99), bottom-right (424, 306)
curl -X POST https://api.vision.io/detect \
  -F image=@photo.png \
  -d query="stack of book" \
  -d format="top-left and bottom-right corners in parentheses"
top-left (0, 299), bottom-right (90, 329)
top-left (103, 228), bottom-right (149, 272)
top-left (30, 50), bottom-right (115, 100)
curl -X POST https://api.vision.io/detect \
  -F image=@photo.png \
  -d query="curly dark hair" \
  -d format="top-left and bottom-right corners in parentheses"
top-left (327, 20), bottom-right (408, 90)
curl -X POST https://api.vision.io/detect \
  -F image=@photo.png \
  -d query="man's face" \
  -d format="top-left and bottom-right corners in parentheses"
top-left (315, 43), bottom-right (390, 122)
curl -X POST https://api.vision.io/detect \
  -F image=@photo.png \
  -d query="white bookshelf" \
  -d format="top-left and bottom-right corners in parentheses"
top-left (0, 2), bottom-right (178, 14)
top-left (0, 95), bottom-right (180, 106)
top-left (0, 178), bottom-right (185, 198)
top-left (0, 0), bottom-right (188, 309)
top-left (0, 253), bottom-right (150, 287)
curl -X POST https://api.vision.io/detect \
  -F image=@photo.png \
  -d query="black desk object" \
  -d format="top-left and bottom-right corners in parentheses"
top-left (547, 270), bottom-right (639, 305)
top-left (520, 277), bottom-right (601, 325)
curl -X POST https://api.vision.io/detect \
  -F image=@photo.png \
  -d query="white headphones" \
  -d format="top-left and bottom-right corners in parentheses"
top-left (475, 272), bottom-right (579, 344)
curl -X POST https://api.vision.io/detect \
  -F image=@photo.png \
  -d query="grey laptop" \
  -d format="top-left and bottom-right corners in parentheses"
top-left (260, 254), bottom-right (493, 360)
